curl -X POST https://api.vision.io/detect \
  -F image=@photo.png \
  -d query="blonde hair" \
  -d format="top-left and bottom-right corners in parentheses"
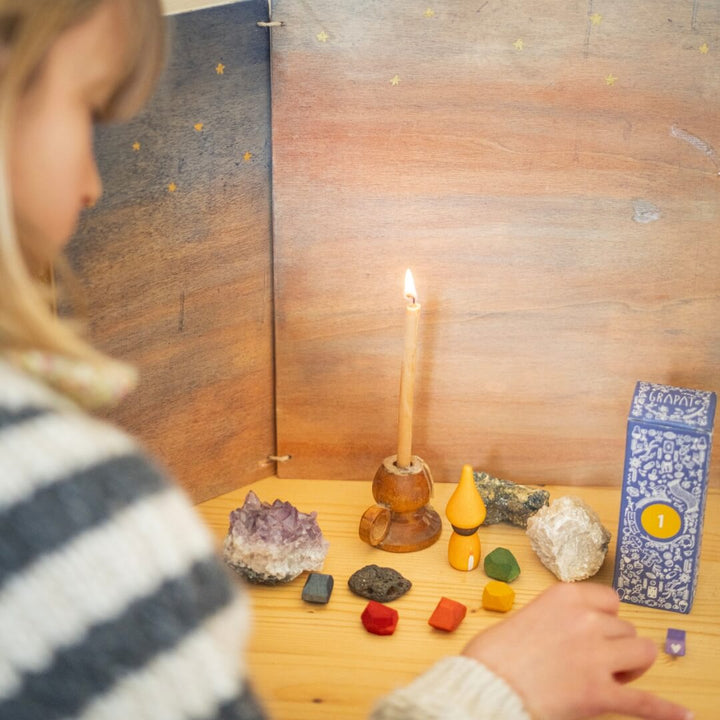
top-left (0, 0), bottom-right (165, 367)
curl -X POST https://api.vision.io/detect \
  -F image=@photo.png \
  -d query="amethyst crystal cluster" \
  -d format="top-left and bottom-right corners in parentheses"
top-left (223, 491), bottom-right (329, 584)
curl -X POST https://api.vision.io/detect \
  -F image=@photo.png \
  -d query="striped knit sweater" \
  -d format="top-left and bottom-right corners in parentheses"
top-left (0, 358), bottom-right (530, 720)
top-left (0, 359), bottom-right (265, 720)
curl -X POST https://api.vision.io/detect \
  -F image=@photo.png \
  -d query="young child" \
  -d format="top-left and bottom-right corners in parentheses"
top-left (0, 2), bottom-right (694, 719)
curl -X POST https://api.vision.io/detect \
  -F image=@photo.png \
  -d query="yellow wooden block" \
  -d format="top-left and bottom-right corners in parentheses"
top-left (482, 580), bottom-right (515, 613)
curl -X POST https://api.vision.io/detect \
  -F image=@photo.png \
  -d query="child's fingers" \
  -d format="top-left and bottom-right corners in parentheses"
top-left (614, 667), bottom-right (649, 685)
top-left (570, 581), bottom-right (621, 614)
top-left (611, 685), bottom-right (692, 720)
top-left (600, 613), bottom-right (638, 640)
top-left (607, 636), bottom-right (657, 676)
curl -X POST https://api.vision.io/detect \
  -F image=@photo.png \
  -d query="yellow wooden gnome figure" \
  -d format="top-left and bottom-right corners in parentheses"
top-left (446, 464), bottom-right (486, 571)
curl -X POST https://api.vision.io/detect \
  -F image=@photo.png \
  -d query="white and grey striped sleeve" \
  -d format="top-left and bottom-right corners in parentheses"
top-left (0, 393), bottom-right (267, 720)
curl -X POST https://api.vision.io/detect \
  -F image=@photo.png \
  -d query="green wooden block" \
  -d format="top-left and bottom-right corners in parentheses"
top-left (484, 547), bottom-right (520, 583)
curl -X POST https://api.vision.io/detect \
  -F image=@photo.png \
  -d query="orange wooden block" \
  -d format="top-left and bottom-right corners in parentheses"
top-left (482, 580), bottom-right (515, 613)
top-left (428, 596), bottom-right (467, 632)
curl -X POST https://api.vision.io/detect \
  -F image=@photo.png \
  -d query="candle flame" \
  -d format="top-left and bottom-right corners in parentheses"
top-left (404, 269), bottom-right (417, 304)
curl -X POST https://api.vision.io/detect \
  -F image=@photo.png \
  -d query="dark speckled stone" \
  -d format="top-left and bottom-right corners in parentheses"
top-left (347, 564), bottom-right (412, 602)
top-left (474, 471), bottom-right (550, 527)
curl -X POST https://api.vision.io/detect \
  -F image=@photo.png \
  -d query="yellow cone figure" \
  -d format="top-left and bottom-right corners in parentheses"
top-left (446, 464), bottom-right (487, 571)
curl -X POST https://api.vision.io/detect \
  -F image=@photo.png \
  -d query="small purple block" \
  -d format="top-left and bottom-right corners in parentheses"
top-left (665, 628), bottom-right (686, 657)
top-left (302, 572), bottom-right (334, 604)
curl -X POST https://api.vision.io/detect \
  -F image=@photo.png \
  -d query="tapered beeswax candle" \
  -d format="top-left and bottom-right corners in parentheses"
top-left (397, 269), bottom-right (420, 468)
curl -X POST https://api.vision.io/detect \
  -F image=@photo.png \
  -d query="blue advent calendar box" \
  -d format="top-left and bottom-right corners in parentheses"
top-left (613, 381), bottom-right (716, 613)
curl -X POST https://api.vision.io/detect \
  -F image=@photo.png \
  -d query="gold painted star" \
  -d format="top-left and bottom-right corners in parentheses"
top-left (590, 13), bottom-right (602, 25)
top-left (317, 30), bottom-right (328, 42)
top-left (215, 62), bottom-right (225, 75)
top-left (390, 74), bottom-right (400, 86)
top-left (424, 8), bottom-right (435, 18)
top-left (167, 182), bottom-right (177, 193)
top-left (605, 73), bottom-right (617, 86)
top-left (513, 38), bottom-right (524, 50)
top-left (194, 122), bottom-right (204, 132)
top-left (132, 141), bottom-right (141, 152)
top-left (699, 42), bottom-right (709, 54)
top-left (243, 151), bottom-right (253, 162)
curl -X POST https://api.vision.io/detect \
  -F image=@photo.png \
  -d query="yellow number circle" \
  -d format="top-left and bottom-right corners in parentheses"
top-left (640, 503), bottom-right (682, 540)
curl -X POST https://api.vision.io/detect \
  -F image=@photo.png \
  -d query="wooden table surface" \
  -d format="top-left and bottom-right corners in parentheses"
top-left (195, 478), bottom-right (720, 720)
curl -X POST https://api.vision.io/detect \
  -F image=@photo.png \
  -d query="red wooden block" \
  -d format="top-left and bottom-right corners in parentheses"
top-left (361, 600), bottom-right (399, 636)
top-left (428, 596), bottom-right (467, 632)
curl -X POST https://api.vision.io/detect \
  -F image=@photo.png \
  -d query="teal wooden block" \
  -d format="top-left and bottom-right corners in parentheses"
top-left (302, 572), bottom-right (334, 604)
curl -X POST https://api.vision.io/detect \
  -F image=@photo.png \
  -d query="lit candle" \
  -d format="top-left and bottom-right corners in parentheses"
top-left (397, 269), bottom-right (420, 468)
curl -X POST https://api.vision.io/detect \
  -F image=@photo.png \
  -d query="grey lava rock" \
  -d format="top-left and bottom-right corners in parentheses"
top-left (347, 564), bottom-right (412, 602)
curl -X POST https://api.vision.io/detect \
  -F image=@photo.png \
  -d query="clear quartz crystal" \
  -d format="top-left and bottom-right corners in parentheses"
top-left (223, 491), bottom-right (329, 584)
top-left (526, 496), bottom-right (611, 582)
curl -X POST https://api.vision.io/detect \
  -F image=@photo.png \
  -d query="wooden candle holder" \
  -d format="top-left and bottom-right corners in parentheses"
top-left (359, 455), bottom-right (442, 552)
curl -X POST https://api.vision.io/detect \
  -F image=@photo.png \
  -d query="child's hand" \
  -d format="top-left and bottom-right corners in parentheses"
top-left (462, 582), bottom-right (692, 720)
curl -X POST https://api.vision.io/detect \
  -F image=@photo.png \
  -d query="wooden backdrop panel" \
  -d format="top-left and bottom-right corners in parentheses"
top-left (270, 0), bottom-right (720, 485)
top-left (70, 1), bottom-right (274, 502)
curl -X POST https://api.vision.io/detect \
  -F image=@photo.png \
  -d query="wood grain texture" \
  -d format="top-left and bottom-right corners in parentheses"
top-left (69, 1), bottom-right (275, 501)
top-left (196, 477), bottom-right (720, 720)
top-left (270, 1), bottom-right (720, 485)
